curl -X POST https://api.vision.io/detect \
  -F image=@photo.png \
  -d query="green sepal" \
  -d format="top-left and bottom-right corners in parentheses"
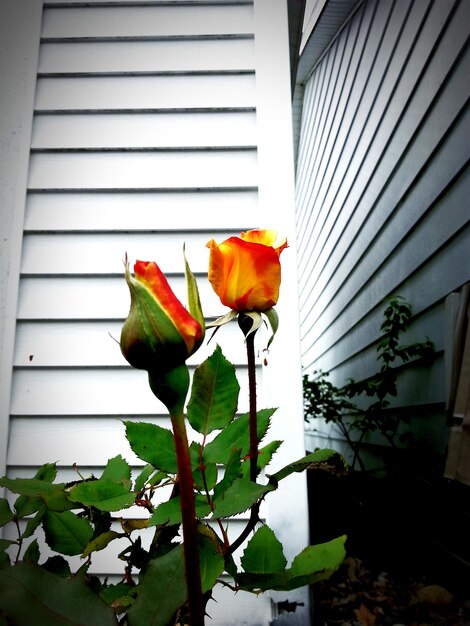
top-left (263, 307), bottom-right (279, 349)
top-left (184, 245), bottom-right (205, 338)
top-left (238, 311), bottom-right (263, 340)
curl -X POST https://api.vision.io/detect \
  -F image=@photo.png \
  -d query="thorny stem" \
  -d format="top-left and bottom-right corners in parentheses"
top-left (171, 412), bottom-right (205, 626)
top-left (199, 436), bottom-right (230, 551)
top-left (246, 331), bottom-right (258, 482)
top-left (227, 324), bottom-right (261, 556)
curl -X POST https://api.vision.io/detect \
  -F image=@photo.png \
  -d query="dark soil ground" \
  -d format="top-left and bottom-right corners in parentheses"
top-left (308, 468), bottom-right (470, 626)
top-left (311, 553), bottom-right (470, 626)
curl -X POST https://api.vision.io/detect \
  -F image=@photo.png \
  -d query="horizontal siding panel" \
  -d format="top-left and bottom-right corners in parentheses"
top-left (7, 417), bottom-right (171, 466)
top-left (10, 366), bottom-right (258, 416)
top-left (24, 190), bottom-right (259, 231)
top-left (32, 111), bottom-right (257, 149)
top-left (328, 301), bottom-right (447, 384)
top-left (2, 519), bottom-right (252, 580)
top-left (44, 0), bottom-right (253, 4)
top-left (17, 276), bottom-right (224, 320)
top-left (38, 39), bottom-right (255, 74)
top-left (27, 150), bottom-right (257, 190)
top-left (302, 224), bottom-right (470, 372)
top-left (34, 74), bottom-right (256, 111)
top-left (296, 0), bottom-right (392, 254)
top-left (298, 0), bottom-right (459, 282)
top-left (300, 58), bottom-right (470, 334)
top-left (21, 231), bottom-right (235, 275)
top-left (13, 320), bottom-right (249, 367)
top-left (42, 5), bottom-right (254, 38)
top-left (301, 117), bottom-right (470, 348)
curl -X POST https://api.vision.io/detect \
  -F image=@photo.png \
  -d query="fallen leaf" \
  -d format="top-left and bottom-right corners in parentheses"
top-left (354, 603), bottom-right (376, 626)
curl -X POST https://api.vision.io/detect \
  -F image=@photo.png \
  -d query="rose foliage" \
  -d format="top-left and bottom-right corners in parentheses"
top-left (0, 231), bottom-right (346, 626)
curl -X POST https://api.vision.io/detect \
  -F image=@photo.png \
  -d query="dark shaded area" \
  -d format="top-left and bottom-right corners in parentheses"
top-left (308, 461), bottom-right (470, 625)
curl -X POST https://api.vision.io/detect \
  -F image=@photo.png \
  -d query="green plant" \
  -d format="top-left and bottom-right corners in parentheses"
top-left (303, 297), bottom-right (434, 471)
top-left (0, 231), bottom-right (346, 626)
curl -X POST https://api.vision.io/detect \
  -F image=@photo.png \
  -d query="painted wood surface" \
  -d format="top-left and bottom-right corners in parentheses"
top-left (3, 0), bottom-right (310, 622)
top-left (295, 0), bottom-right (470, 457)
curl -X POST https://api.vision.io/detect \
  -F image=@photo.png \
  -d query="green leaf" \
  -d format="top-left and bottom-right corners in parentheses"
top-left (0, 477), bottom-right (64, 499)
top-left (241, 440), bottom-right (282, 478)
top-left (269, 449), bottom-right (346, 485)
top-left (69, 479), bottom-right (135, 512)
top-left (0, 561), bottom-right (118, 626)
top-left (42, 555), bottom-right (71, 578)
top-left (14, 493), bottom-right (43, 518)
top-left (34, 463), bottom-right (58, 483)
top-left (42, 510), bottom-right (94, 556)
top-left (0, 477), bottom-right (73, 514)
top-left (212, 478), bottom-right (274, 519)
top-left (100, 583), bottom-right (135, 611)
top-left (237, 536), bottom-right (347, 592)
top-left (204, 408), bottom-right (276, 465)
top-left (134, 463), bottom-right (154, 493)
top-left (190, 442), bottom-right (218, 492)
top-left (241, 525), bottom-right (287, 574)
top-left (148, 495), bottom-right (211, 527)
top-left (23, 506), bottom-right (46, 539)
top-left (213, 448), bottom-right (242, 502)
top-left (198, 525), bottom-right (224, 592)
top-left (0, 539), bottom-right (15, 552)
top-left (286, 535), bottom-right (347, 589)
top-left (125, 421), bottom-right (177, 474)
top-left (24, 539), bottom-right (40, 564)
top-left (83, 531), bottom-right (122, 558)
top-left (0, 498), bottom-right (14, 527)
top-left (101, 455), bottom-right (131, 487)
top-left (127, 545), bottom-right (186, 626)
top-left (187, 345), bottom-right (239, 435)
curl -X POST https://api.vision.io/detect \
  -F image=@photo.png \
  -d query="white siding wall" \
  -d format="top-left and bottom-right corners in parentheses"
top-left (295, 0), bottom-right (470, 457)
top-left (1, 1), bottom-right (309, 624)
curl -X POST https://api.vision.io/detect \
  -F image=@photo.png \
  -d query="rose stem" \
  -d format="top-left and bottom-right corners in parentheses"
top-left (227, 329), bottom-right (260, 556)
top-left (246, 331), bottom-right (258, 482)
top-left (171, 413), bottom-right (205, 626)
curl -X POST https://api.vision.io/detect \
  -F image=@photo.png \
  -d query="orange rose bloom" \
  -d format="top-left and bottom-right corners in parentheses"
top-left (121, 260), bottom-right (203, 373)
top-left (206, 230), bottom-right (287, 312)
